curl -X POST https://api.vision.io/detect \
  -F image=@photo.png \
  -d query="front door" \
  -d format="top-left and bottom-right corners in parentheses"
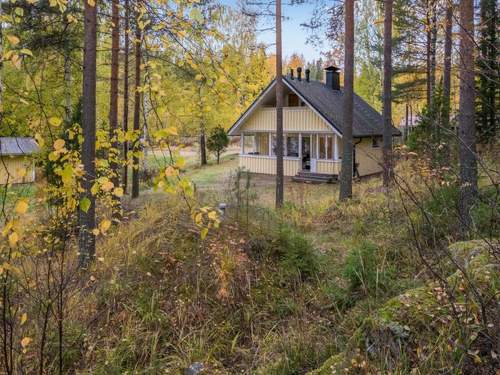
top-left (301, 135), bottom-right (317, 172)
top-left (301, 136), bottom-right (310, 170)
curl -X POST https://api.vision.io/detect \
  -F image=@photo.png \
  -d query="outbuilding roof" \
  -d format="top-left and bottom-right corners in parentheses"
top-left (228, 77), bottom-right (401, 138)
top-left (0, 137), bottom-right (39, 156)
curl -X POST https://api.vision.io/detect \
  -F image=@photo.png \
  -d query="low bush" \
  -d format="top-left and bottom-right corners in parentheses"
top-left (419, 184), bottom-right (499, 242)
top-left (342, 241), bottom-right (393, 298)
top-left (249, 222), bottom-right (320, 280)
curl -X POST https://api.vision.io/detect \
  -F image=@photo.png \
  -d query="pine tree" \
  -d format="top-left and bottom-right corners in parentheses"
top-left (476, 0), bottom-right (498, 142)
top-left (131, 5), bottom-right (142, 199)
top-left (122, 0), bottom-right (130, 192)
top-left (275, 0), bottom-right (284, 208)
top-left (109, 0), bottom-right (121, 216)
top-left (79, 0), bottom-right (97, 267)
top-left (458, 0), bottom-right (478, 235)
top-left (382, 0), bottom-right (393, 188)
top-left (339, 0), bottom-right (354, 201)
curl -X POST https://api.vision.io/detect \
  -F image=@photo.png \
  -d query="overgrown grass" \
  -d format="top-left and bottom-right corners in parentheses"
top-left (9, 155), bottom-right (498, 374)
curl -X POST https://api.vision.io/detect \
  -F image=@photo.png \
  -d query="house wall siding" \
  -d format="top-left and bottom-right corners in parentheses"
top-left (240, 108), bottom-right (332, 133)
top-left (356, 138), bottom-right (383, 176)
top-left (316, 160), bottom-right (341, 175)
top-left (0, 156), bottom-right (36, 184)
top-left (239, 155), bottom-right (301, 176)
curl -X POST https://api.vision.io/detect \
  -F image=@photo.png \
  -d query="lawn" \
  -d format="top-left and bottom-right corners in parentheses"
top-left (183, 152), bottom-right (384, 211)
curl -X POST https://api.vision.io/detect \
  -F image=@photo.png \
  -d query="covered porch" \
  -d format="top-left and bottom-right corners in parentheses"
top-left (239, 131), bottom-right (343, 177)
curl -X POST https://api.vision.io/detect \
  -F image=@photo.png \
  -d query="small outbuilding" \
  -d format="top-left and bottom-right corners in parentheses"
top-left (0, 137), bottom-right (39, 185)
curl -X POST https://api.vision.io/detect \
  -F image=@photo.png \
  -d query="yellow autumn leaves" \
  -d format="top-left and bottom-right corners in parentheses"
top-left (15, 199), bottom-right (29, 215)
top-left (1, 199), bottom-right (31, 248)
top-left (193, 207), bottom-right (220, 240)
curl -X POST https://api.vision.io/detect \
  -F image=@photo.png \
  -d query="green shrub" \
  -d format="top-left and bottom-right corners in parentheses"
top-left (273, 226), bottom-right (319, 279)
top-left (343, 241), bottom-right (390, 297)
top-left (249, 223), bottom-right (319, 279)
top-left (420, 184), bottom-right (499, 241)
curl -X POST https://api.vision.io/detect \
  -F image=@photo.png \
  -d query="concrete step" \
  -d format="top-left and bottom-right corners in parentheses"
top-left (292, 175), bottom-right (336, 184)
top-left (296, 171), bottom-right (338, 181)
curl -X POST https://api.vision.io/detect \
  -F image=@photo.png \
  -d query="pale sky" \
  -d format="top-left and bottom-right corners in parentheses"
top-left (220, 1), bottom-right (325, 62)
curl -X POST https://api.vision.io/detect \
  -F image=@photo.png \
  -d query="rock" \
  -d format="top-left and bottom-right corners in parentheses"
top-left (184, 362), bottom-right (204, 375)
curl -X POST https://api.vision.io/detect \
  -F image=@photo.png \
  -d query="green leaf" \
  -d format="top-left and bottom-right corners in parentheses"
top-left (189, 8), bottom-right (203, 23)
top-left (80, 197), bottom-right (91, 213)
top-left (20, 48), bottom-right (33, 57)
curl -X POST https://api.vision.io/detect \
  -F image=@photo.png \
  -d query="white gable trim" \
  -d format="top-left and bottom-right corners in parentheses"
top-left (227, 78), bottom-right (343, 138)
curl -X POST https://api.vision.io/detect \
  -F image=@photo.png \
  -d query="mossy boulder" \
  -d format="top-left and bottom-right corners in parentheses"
top-left (310, 240), bottom-right (499, 374)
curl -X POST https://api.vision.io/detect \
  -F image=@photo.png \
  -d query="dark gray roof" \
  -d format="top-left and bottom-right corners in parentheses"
top-left (0, 137), bottom-right (39, 155)
top-left (284, 77), bottom-right (401, 137)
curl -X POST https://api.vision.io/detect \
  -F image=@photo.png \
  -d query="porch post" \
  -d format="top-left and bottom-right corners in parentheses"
top-left (298, 133), bottom-right (302, 158)
top-left (241, 133), bottom-right (244, 154)
top-left (334, 134), bottom-right (339, 160)
top-left (310, 134), bottom-right (313, 157)
top-left (325, 135), bottom-right (328, 160)
top-left (268, 133), bottom-right (272, 156)
top-left (315, 134), bottom-right (319, 159)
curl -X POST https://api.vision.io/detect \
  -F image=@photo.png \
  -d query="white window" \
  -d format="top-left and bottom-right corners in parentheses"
top-left (286, 134), bottom-right (299, 157)
top-left (318, 136), bottom-right (326, 159)
top-left (242, 134), bottom-right (257, 154)
top-left (317, 134), bottom-right (335, 160)
top-left (271, 134), bottom-right (286, 157)
top-left (327, 136), bottom-right (333, 159)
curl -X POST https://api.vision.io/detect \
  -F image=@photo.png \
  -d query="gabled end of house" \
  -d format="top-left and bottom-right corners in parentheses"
top-left (228, 66), bottom-right (401, 179)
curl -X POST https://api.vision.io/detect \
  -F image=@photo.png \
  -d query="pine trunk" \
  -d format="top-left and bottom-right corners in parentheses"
top-left (426, 14), bottom-right (431, 106)
top-left (122, 0), bottom-right (130, 193)
top-left (458, 0), bottom-right (478, 235)
top-left (63, 39), bottom-right (72, 124)
top-left (477, 0), bottom-right (498, 142)
top-left (275, 0), bottom-right (284, 208)
top-left (200, 131), bottom-right (207, 165)
top-left (429, 1), bottom-right (437, 101)
top-left (0, 8), bottom-right (3, 129)
top-left (78, 0), bottom-right (97, 267)
top-left (425, 0), bottom-right (436, 107)
top-left (442, 1), bottom-right (453, 130)
top-left (382, 0), bottom-right (393, 188)
top-left (131, 19), bottom-right (142, 199)
top-left (405, 103), bottom-right (409, 141)
top-left (339, 0), bottom-right (354, 201)
top-left (109, 0), bottom-right (120, 215)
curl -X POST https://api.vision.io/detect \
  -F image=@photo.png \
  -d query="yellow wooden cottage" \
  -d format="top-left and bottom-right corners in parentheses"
top-left (228, 66), bottom-right (400, 182)
top-left (0, 137), bottom-right (39, 185)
